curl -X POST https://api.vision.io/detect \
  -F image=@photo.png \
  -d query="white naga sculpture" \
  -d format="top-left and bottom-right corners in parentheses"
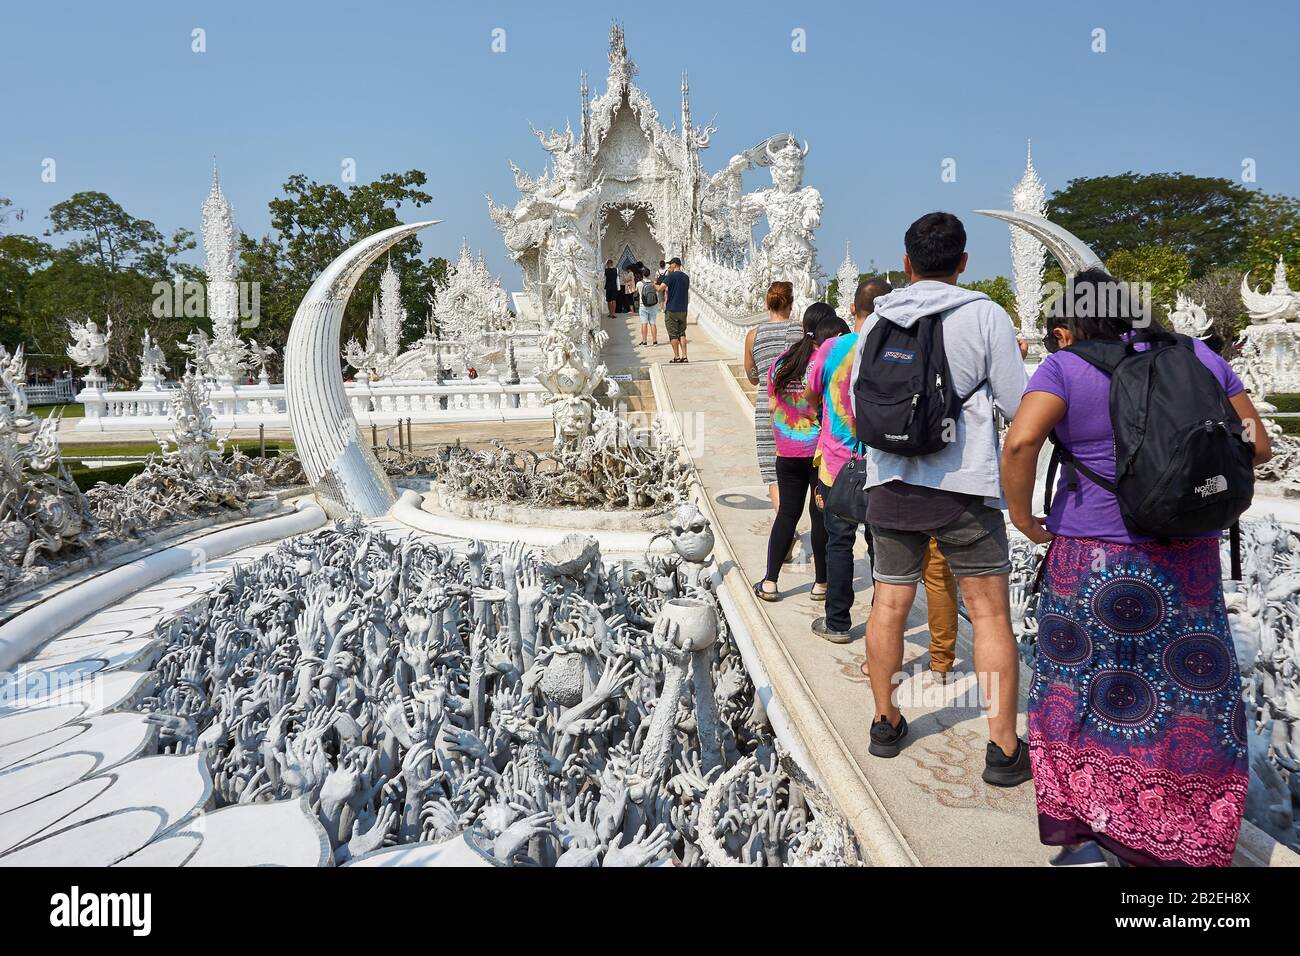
top-left (834, 243), bottom-right (858, 322)
top-left (284, 219), bottom-right (439, 517)
top-left (139, 330), bottom-right (167, 390)
top-left (201, 164), bottom-right (250, 386)
top-left (1009, 142), bottom-right (1048, 349)
top-left (742, 135), bottom-right (824, 318)
top-left (1241, 256), bottom-right (1299, 324)
top-left (67, 316), bottom-right (112, 385)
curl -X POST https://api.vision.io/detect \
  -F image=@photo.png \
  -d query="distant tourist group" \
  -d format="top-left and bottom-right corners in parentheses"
top-left (745, 211), bottom-right (1271, 867)
top-left (605, 257), bottom-right (691, 362)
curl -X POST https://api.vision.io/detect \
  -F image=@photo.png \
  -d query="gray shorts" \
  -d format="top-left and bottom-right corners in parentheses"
top-left (870, 500), bottom-right (1011, 584)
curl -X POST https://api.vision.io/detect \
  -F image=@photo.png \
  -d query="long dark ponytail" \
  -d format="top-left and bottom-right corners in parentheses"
top-left (771, 302), bottom-right (848, 394)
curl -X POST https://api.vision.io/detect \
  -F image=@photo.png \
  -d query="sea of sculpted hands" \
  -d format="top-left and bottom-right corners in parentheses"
top-left (141, 521), bottom-right (842, 866)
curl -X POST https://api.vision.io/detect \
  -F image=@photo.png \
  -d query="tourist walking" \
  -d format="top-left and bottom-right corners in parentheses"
top-left (604, 259), bottom-right (619, 317)
top-left (656, 257), bottom-right (691, 363)
top-left (1001, 267), bottom-right (1271, 867)
top-left (744, 282), bottom-right (801, 508)
top-left (754, 303), bottom-right (845, 604)
top-left (807, 277), bottom-right (960, 659)
top-left (638, 266), bottom-right (660, 346)
top-left (622, 263), bottom-right (638, 313)
top-left (850, 213), bottom-right (1030, 785)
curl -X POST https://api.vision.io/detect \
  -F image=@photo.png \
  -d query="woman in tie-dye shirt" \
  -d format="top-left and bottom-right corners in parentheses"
top-left (755, 303), bottom-right (850, 603)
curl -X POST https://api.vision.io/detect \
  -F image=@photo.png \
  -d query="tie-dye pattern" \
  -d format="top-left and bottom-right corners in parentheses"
top-left (805, 332), bottom-right (859, 485)
top-left (767, 350), bottom-right (820, 458)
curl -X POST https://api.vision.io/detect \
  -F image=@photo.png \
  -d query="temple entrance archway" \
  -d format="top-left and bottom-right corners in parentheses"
top-left (600, 205), bottom-right (662, 275)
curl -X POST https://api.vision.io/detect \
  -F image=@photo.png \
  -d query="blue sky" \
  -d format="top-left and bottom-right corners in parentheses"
top-left (2, 1), bottom-right (1297, 288)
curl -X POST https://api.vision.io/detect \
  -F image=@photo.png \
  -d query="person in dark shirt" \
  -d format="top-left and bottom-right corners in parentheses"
top-left (604, 259), bottom-right (619, 317)
top-left (655, 257), bottom-right (691, 363)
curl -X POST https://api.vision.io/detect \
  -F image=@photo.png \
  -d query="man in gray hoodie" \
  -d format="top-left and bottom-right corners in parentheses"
top-left (848, 212), bottom-right (1031, 786)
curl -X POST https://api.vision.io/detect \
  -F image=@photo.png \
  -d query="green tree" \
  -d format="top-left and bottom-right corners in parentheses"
top-left (1046, 173), bottom-right (1252, 277)
top-left (260, 171), bottom-right (447, 351)
top-left (960, 275), bottom-right (1018, 322)
top-left (1104, 244), bottom-right (1191, 323)
top-left (1241, 192), bottom-right (1300, 287)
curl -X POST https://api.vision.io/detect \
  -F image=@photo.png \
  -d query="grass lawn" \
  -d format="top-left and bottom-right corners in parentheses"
top-left (33, 402), bottom-right (84, 419)
top-left (60, 439), bottom-right (294, 458)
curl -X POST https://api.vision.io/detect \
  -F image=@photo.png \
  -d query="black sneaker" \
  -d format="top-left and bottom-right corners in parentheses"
top-left (982, 737), bottom-right (1032, 787)
top-left (811, 616), bottom-right (851, 644)
top-left (868, 713), bottom-right (908, 757)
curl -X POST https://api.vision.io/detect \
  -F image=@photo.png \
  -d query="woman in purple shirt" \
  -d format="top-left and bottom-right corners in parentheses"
top-left (1002, 269), bottom-right (1271, 868)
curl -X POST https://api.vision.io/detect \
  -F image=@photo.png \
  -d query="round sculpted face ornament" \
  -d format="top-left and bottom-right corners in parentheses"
top-left (667, 501), bottom-right (715, 565)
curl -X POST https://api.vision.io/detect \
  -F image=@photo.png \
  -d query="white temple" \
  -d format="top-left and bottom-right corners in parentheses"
top-left (489, 24), bottom-right (825, 340)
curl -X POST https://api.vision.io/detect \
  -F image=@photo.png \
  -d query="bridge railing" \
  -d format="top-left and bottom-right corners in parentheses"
top-left (691, 287), bottom-right (765, 358)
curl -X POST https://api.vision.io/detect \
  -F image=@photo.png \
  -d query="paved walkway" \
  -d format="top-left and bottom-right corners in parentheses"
top-left (657, 359), bottom-right (1044, 866)
top-left (599, 308), bottom-right (731, 372)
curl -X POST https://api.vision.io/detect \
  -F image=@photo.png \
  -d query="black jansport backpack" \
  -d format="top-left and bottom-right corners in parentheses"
top-left (853, 312), bottom-right (986, 456)
top-left (640, 281), bottom-right (658, 308)
top-left (1044, 330), bottom-right (1255, 539)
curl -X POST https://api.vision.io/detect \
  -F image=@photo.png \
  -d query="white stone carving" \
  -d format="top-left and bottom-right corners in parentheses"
top-left (835, 243), bottom-right (858, 321)
top-left (1166, 290), bottom-right (1214, 339)
top-left (138, 330), bottom-right (167, 391)
top-left (1242, 256), bottom-right (1299, 324)
top-left (201, 164), bottom-right (249, 386)
top-left (67, 317), bottom-right (111, 380)
top-left (742, 135), bottom-right (824, 319)
top-left (0, 344), bottom-right (95, 578)
top-left (1010, 141), bottom-right (1047, 347)
top-left (284, 219), bottom-right (440, 517)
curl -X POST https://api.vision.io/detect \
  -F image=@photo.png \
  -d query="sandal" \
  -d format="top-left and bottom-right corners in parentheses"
top-left (753, 581), bottom-right (780, 602)
top-left (810, 585), bottom-right (828, 602)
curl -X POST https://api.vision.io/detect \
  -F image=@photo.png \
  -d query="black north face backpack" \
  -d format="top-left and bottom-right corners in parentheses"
top-left (853, 313), bottom-right (986, 456)
top-left (1044, 330), bottom-right (1255, 539)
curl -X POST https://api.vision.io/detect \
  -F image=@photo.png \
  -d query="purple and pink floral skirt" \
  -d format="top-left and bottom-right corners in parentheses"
top-left (1028, 535), bottom-right (1248, 867)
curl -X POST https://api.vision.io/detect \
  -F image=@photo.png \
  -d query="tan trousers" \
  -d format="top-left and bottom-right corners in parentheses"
top-left (922, 538), bottom-right (958, 673)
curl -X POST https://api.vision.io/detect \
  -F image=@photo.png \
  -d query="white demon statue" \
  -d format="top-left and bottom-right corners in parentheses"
top-left (489, 124), bottom-right (605, 334)
top-left (742, 135), bottom-right (824, 317)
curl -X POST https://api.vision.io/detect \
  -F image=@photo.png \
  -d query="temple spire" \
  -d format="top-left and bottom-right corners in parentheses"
top-left (579, 71), bottom-right (590, 155)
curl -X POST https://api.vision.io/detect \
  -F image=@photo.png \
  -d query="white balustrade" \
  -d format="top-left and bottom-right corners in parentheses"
top-left (76, 378), bottom-right (552, 431)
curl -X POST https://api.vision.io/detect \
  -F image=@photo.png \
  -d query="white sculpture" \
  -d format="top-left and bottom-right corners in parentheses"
top-left (140, 518), bottom-right (859, 866)
top-left (201, 164), bottom-right (250, 386)
top-left (834, 243), bottom-right (858, 322)
top-left (1009, 142), bottom-right (1048, 349)
top-left (67, 316), bottom-right (112, 382)
top-left (138, 330), bottom-right (167, 390)
top-left (0, 344), bottom-right (95, 577)
top-left (427, 242), bottom-right (514, 375)
top-left (284, 219), bottom-right (440, 517)
top-left (742, 135), bottom-right (824, 318)
top-left (1242, 256), bottom-right (1299, 324)
top-left (1166, 290), bottom-right (1214, 339)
